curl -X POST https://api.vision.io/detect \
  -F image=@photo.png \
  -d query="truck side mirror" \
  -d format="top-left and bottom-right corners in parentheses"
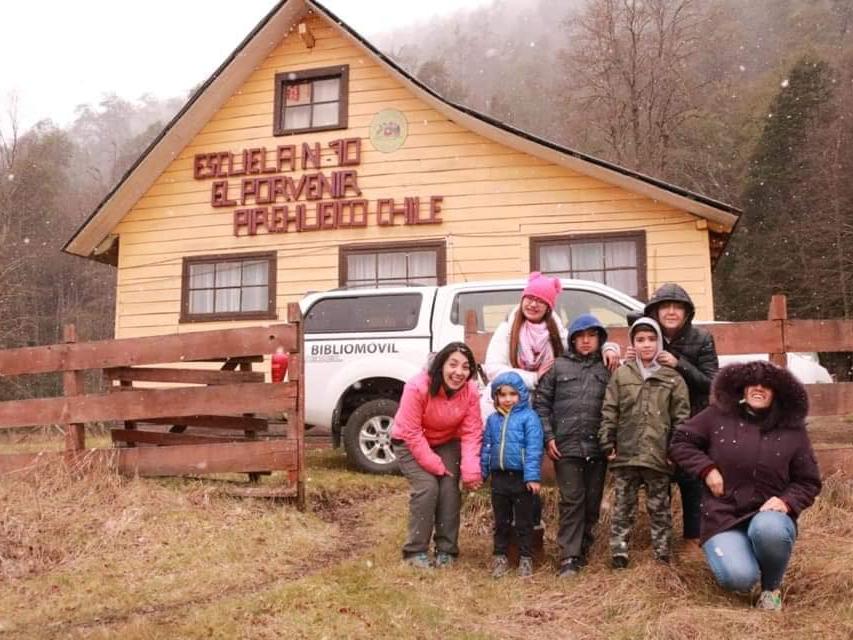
top-left (626, 310), bottom-right (643, 326)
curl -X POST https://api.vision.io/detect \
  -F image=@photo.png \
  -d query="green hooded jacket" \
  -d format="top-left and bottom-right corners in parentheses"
top-left (599, 318), bottom-right (691, 474)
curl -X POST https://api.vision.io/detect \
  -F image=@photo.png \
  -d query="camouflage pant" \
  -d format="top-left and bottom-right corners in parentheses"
top-left (609, 466), bottom-right (672, 560)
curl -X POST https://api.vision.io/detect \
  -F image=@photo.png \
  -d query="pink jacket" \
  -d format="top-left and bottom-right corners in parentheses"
top-left (391, 371), bottom-right (483, 483)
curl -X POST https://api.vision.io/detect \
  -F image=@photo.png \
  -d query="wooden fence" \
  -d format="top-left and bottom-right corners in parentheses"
top-left (466, 295), bottom-right (853, 476)
top-left (0, 304), bottom-right (305, 507)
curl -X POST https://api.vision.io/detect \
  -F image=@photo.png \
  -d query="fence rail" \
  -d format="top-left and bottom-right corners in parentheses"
top-left (0, 304), bottom-right (305, 507)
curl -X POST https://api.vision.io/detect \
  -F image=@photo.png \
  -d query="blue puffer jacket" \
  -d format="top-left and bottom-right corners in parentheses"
top-left (481, 372), bottom-right (544, 483)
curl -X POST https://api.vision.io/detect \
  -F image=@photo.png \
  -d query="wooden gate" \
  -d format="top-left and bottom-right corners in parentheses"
top-left (0, 304), bottom-right (305, 507)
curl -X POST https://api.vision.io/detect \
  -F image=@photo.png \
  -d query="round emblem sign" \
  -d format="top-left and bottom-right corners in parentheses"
top-left (369, 109), bottom-right (408, 153)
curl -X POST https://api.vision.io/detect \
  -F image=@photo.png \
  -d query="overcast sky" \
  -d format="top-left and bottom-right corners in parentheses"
top-left (0, 0), bottom-right (492, 132)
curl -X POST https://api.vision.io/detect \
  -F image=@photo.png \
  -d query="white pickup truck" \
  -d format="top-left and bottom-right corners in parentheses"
top-left (300, 279), bottom-right (831, 474)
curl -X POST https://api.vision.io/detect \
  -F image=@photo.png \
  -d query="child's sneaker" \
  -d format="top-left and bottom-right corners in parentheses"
top-left (611, 555), bottom-right (629, 570)
top-left (434, 552), bottom-right (455, 569)
top-left (517, 555), bottom-right (534, 578)
top-left (558, 557), bottom-right (582, 578)
top-left (404, 552), bottom-right (432, 569)
top-left (491, 554), bottom-right (509, 578)
top-left (755, 589), bottom-right (782, 611)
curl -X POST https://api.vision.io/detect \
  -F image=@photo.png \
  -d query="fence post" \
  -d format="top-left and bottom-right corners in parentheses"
top-left (767, 294), bottom-right (788, 368)
top-left (62, 324), bottom-right (86, 455)
top-left (287, 303), bottom-right (306, 510)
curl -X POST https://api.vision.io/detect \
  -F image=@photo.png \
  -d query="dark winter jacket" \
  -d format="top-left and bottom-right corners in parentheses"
top-left (669, 361), bottom-right (822, 544)
top-left (644, 283), bottom-right (718, 415)
top-left (481, 372), bottom-right (544, 483)
top-left (599, 318), bottom-right (691, 475)
top-left (533, 314), bottom-right (610, 460)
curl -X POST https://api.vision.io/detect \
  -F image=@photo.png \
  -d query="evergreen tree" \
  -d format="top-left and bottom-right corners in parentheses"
top-left (715, 56), bottom-right (834, 320)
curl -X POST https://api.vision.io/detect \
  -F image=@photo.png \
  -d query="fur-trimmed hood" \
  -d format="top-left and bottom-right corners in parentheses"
top-left (712, 361), bottom-right (809, 430)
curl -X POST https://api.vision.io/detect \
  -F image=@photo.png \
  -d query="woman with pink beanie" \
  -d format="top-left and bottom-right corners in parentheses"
top-left (484, 272), bottom-right (620, 536)
top-left (485, 272), bottom-right (619, 388)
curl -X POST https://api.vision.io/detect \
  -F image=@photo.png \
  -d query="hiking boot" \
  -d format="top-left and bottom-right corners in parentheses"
top-left (755, 589), bottom-right (783, 611)
top-left (611, 555), bottom-right (629, 570)
top-left (558, 557), bottom-right (582, 578)
top-left (434, 552), bottom-right (455, 569)
top-left (491, 554), bottom-right (509, 578)
top-left (517, 555), bottom-right (534, 578)
top-left (404, 552), bottom-right (432, 569)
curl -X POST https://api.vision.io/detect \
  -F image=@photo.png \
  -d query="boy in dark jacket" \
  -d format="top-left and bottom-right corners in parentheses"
top-left (600, 317), bottom-right (691, 567)
top-left (643, 283), bottom-right (719, 547)
top-left (533, 314), bottom-right (610, 577)
top-left (481, 371), bottom-right (544, 578)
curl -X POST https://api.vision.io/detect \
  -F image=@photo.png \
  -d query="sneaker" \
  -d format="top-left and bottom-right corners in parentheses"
top-left (404, 552), bottom-right (432, 569)
top-left (434, 552), bottom-right (455, 569)
top-left (611, 555), bottom-right (629, 570)
top-left (755, 589), bottom-right (782, 611)
top-left (518, 555), bottom-right (534, 578)
top-left (491, 554), bottom-right (509, 578)
top-left (558, 557), bottom-right (582, 578)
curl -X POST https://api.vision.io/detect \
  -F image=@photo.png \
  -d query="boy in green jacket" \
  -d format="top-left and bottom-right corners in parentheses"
top-left (599, 317), bottom-right (690, 567)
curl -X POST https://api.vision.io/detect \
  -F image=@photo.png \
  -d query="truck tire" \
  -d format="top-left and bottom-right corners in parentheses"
top-left (343, 398), bottom-right (400, 474)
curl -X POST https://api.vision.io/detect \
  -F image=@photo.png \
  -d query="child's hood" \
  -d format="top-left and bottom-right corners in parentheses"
top-left (567, 313), bottom-right (608, 355)
top-left (490, 371), bottom-right (530, 409)
top-left (629, 316), bottom-right (664, 362)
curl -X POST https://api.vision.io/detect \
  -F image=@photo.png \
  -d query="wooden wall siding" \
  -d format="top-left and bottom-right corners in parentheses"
top-left (114, 13), bottom-right (715, 338)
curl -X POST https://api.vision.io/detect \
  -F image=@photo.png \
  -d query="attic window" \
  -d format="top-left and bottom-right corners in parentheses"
top-left (273, 65), bottom-right (349, 135)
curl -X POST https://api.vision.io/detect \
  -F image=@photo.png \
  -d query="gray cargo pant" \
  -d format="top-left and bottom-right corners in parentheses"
top-left (395, 439), bottom-right (462, 558)
top-left (555, 457), bottom-right (607, 561)
top-left (610, 466), bottom-right (672, 561)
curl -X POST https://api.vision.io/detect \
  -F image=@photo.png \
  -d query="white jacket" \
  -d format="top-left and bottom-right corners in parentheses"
top-left (484, 306), bottom-right (619, 389)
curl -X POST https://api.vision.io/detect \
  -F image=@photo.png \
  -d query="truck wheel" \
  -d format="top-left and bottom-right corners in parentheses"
top-left (343, 399), bottom-right (399, 474)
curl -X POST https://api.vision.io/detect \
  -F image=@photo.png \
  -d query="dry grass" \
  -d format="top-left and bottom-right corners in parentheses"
top-left (0, 439), bottom-right (851, 639)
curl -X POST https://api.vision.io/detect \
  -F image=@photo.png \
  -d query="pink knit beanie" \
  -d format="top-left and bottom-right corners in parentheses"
top-left (522, 272), bottom-right (562, 310)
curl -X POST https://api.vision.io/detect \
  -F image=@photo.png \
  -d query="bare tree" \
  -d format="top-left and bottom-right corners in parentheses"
top-left (563, 0), bottom-right (717, 175)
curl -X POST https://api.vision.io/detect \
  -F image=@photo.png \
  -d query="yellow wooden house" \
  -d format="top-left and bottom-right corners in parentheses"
top-left (64, 0), bottom-right (740, 338)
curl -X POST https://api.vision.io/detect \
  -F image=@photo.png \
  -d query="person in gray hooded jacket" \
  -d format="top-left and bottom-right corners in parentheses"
top-left (642, 283), bottom-right (719, 547)
top-left (533, 314), bottom-right (611, 576)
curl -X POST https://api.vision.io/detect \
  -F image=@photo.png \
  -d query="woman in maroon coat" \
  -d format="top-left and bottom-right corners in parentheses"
top-left (669, 361), bottom-right (821, 611)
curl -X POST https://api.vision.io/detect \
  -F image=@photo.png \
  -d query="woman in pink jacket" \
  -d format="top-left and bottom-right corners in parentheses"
top-left (391, 341), bottom-right (484, 569)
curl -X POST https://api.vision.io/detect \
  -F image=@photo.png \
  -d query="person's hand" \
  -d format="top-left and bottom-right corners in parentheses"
top-left (625, 346), bottom-right (636, 360)
top-left (547, 439), bottom-right (561, 461)
top-left (657, 351), bottom-right (678, 367)
top-left (526, 481), bottom-right (541, 495)
top-left (603, 349), bottom-right (620, 373)
top-left (463, 477), bottom-right (483, 491)
top-left (705, 468), bottom-right (724, 496)
top-left (760, 496), bottom-right (789, 513)
top-left (607, 449), bottom-right (617, 462)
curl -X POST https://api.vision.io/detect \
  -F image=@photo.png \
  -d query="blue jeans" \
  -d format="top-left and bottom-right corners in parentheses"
top-left (702, 511), bottom-right (797, 592)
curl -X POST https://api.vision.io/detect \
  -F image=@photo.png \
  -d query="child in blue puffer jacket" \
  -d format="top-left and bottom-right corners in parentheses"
top-left (481, 371), bottom-right (544, 578)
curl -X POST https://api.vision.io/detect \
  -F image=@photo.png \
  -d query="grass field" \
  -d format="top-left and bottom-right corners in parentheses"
top-left (1, 431), bottom-right (851, 639)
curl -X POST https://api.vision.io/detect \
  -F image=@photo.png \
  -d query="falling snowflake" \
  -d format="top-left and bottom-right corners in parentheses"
top-left (781, 78), bottom-right (789, 88)
top-left (6, 174), bottom-right (12, 181)
top-left (739, 65), bottom-right (746, 72)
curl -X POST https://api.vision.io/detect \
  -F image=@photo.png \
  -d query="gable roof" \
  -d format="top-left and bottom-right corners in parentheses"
top-left (64, 0), bottom-right (740, 262)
